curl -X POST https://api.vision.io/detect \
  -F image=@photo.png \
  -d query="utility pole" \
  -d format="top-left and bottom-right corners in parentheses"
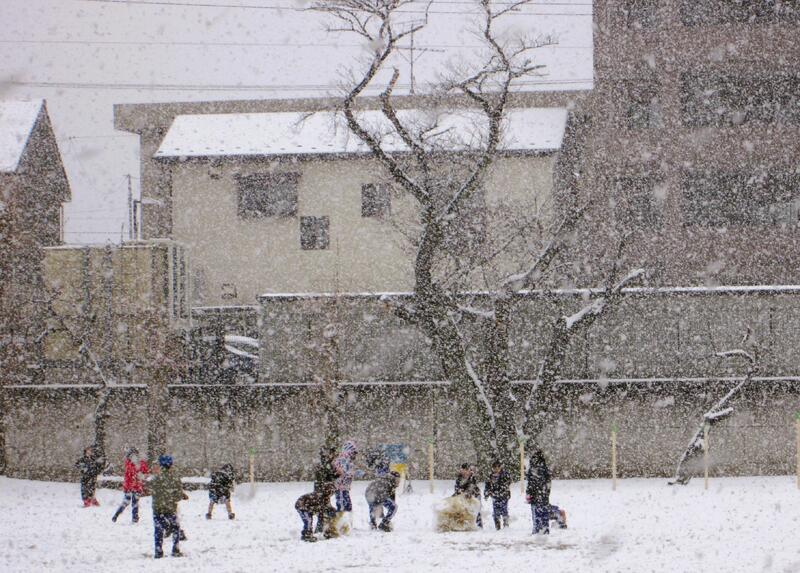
top-left (397, 30), bottom-right (443, 95)
top-left (126, 174), bottom-right (133, 241)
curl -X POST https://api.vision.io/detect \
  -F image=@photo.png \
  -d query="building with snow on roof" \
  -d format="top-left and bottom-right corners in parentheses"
top-left (118, 103), bottom-right (569, 307)
top-left (0, 99), bottom-right (71, 387)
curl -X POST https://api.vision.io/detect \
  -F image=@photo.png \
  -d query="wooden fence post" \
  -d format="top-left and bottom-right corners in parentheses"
top-left (248, 448), bottom-right (255, 495)
top-left (428, 441), bottom-right (435, 494)
top-left (611, 423), bottom-right (618, 491)
top-left (795, 412), bottom-right (800, 490)
top-left (703, 423), bottom-right (710, 491)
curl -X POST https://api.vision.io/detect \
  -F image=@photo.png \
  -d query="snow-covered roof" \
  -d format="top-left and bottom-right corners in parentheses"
top-left (0, 100), bottom-right (44, 173)
top-left (154, 108), bottom-right (569, 159)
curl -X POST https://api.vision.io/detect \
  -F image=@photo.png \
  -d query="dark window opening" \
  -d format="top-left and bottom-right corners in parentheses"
top-left (683, 170), bottom-right (800, 227)
top-left (680, 0), bottom-right (800, 27)
top-left (300, 216), bottom-right (330, 250)
top-left (681, 72), bottom-right (800, 127)
top-left (622, 0), bottom-right (659, 29)
top-left (624, 81), bottom-right (662, 129)
top-left (236, 172), bottom-right (299, 218)
top-left (361, 183), bottom-right (391, 218)
top-left (613, 176), bottom-right (663, 229)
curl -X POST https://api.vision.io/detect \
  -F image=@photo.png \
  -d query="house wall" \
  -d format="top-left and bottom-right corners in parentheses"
top-left (169, 154), bottom-right (556, 306)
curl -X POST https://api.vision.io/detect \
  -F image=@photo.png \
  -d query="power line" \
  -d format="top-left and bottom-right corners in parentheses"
top-left (77, 0), bottom-right (592, 16)
top-left (0, 38), bottom-right (592, 49)
top-left (5, 78), bottom-right (592, 91)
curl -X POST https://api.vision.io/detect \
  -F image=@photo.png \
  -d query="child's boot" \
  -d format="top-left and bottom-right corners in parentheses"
top-left (301, 531), bottom-right (317, 542)
top-left (228, 513), bottom-right (235, 520)
top-left (493, 517), bottom-right (501, 530)
top-left (91, 498), bottom-right (100, 506)
top-left (558, 509), bottom-right (568, 529)
top-left (503, 516), bottom-right (510, 528)
top-left (83, 499), bottom-right (92, 508)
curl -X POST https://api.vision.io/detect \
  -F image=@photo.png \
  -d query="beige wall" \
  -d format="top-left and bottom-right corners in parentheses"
top-left (170, 154), bottom-right (556, 306)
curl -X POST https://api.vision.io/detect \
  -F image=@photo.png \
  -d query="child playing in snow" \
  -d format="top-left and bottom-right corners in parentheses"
top-left (453, 463), bottom-right (483, 528)
top-left (112, 447), bottom-right (149, 523)
top-left (75, 445), bottom-right (105, 507)
top-left (333, 440), bottom-right (359, 513)
top-left (151, 455), bottom-right (189, 558)
top-left (484, 459), bottom-right (511, 529)
top-left (295, 483), bottom-right (336, 542)
top-left (206, 463), bottom-right (235, 520)
top-left (525, 449), bottom-right (567, 533)
top-left (312, 445), bottom-right (338, 534)
top-left (365, 470), bottom-right (400, 532)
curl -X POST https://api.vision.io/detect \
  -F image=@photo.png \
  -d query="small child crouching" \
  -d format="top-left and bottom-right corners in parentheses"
top-left (206, 463), bottom-right (235, 520)
top-left (365, 471), bottom-right (400, 532)
top-left (295, 483), bottom-right (336, 542)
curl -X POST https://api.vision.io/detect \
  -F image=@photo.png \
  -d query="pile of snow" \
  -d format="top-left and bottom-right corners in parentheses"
top-left (1, 475), bottom-right (798, 572)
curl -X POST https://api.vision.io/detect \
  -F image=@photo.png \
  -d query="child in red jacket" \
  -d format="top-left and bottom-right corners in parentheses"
top-left (112, 447), bottom-right (149, 523)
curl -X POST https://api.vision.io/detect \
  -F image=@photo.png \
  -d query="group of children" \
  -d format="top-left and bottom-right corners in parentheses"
top-left (294, 440), bottom-right (403, 542)
top-left (449, 455), bottom-right (566, 534)
top-left (76, 446), bottom-right (236, 558)
top-left (293, 441), bottom-right (568, 541)
top-left (77, 439), bottom-right (569, 555)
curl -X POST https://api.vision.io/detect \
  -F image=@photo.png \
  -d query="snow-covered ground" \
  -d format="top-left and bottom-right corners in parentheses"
top-left (2, 475), bottom-right (799, 572)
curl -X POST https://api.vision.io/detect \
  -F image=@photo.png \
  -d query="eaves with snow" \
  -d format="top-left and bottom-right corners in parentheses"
top-left (153, 108), bottom-right (568, 159)
top-left (0, 100), bottom-right (44, 173)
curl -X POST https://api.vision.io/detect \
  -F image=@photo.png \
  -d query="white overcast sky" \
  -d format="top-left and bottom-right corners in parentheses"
top-left (0, 0), bottom-right (593, 244)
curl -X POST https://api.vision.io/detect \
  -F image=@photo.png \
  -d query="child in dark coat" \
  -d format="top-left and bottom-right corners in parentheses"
top-left (365, 471), bottom-right (400, 532)
top-left (75, 445), bottom-right (105, 507)
top-left (525, 450), bottom-right (567, 534)
top-left (484, 460), bottom-right (511, 529)
top-left (312, 445), bottom-right (338, 534)
top-left (453, 463), bottom-right (483, 528)
top-left (206, 463), bottom-right (235, 520)
top-left (295, 483), bottom-right (336, 542)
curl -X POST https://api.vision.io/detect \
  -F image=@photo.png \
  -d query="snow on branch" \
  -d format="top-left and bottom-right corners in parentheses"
top-left (715, 349), bottom-right (755, 363)
top-left (464, 357), bottom-right (497, 434)
top-left (457, 305), bottom-right (495, 320)
top-left (563, 268), bottom-right (645, 331)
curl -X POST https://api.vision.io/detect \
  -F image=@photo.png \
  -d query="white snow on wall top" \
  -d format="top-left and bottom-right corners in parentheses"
top-left (0, 100), bottom-right (43, 173)
top-left (154, 108), bottom-right (569, 159)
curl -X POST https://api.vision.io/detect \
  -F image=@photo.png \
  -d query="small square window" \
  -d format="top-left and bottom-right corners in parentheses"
top-left (236, 172), bottom-right (299, 218)
top-left (361, 183), bottom-right (391, 218)
top-left (300, 216), bottom-right (330, 250)
top-left (221, 283), bottom-right (238, 300)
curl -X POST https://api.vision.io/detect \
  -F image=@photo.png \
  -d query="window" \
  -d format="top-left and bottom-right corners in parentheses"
top-left (613, 176), bottom-right (663, 229)
top-left (361, 183), bottom-right (391, 218)
top-left (680, 0), bottom-right (800, 27)
top-left (300, 216), bottom-right (330, 250)
top-left (236, 172), bottom-right (299, 218)
top-left (221, 283), bottom-right (238, 300)
top-left (681, 72), bottom-right (800, 127)
top-left (622, 0), bottom-right (659, 29)
top-left (683, 170), bottom-right (800, 227)
top-left (624, 81), bottom-right (662, 129)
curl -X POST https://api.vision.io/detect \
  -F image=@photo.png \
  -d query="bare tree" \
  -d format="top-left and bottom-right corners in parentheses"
top-left (669, 328), bottom-right (759, 485)
top-left (311, 0), bottom-right (644, 473)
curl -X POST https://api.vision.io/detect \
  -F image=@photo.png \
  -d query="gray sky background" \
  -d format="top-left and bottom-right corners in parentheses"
top-left (0, 0), bottom-right (593, 244)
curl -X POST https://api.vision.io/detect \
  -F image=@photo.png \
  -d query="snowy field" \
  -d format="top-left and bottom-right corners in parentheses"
top-left (2, 475), bottom-right (800, 573)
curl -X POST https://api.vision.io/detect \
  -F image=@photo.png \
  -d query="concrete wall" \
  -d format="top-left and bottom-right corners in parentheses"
top-left (3, 379), bottom-right (798, 482)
